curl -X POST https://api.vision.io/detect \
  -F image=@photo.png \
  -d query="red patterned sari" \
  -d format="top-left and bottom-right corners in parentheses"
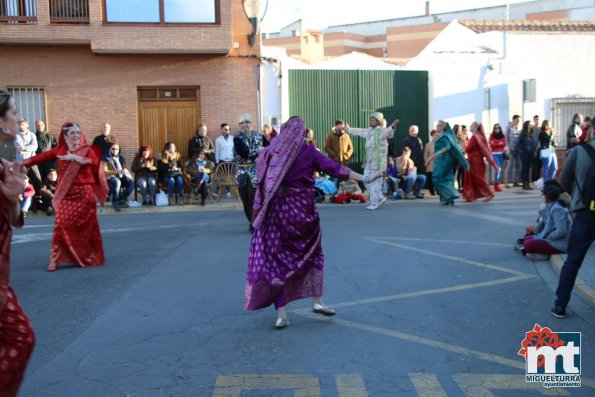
top-left (24, 130), bottom-right (108, 269)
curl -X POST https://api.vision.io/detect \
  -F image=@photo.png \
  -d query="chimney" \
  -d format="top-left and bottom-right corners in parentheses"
top-left (425, 1), bottom-right (430, 16)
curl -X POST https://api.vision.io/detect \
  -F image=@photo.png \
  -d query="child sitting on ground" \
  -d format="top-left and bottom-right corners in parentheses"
top-left (336, 179), bottom-right (366, 204)
top-left (19, 175), bottom-right (35, 217)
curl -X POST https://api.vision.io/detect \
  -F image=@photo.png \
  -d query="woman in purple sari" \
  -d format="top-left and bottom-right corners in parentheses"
top-left (244, 117), bottom-right (366, 329)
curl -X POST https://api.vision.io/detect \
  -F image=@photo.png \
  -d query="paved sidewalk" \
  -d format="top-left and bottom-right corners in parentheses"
top-left (550, 246), bottom-right (595, 307)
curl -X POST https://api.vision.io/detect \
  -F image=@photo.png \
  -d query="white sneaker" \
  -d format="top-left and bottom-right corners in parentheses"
top-left (275, 318), bottom-right (289, 329)
top-left (366, 203), bottom-right (379, 210)
top-left (226, 191), bottom-right (232, 198)
top-left (377, 197), bottom-right (387, 207)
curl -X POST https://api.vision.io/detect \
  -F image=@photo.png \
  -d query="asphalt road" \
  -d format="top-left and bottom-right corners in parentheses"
top-left (10, 190), bottom-right (595, 396)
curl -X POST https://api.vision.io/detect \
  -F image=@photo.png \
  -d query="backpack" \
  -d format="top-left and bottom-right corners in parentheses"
top-left (580, 144), bottom-right (595, 211)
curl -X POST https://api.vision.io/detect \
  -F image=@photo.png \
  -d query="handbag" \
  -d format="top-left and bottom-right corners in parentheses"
top-left (540, 147), bottom-right (552, 159)
top-left (502, 152), bottom-right (510, 160)
top-left (155, 191), bottom-right (169, 207)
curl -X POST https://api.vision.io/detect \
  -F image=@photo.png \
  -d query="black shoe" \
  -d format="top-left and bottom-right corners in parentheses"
top-left (520, 247), bottom-right (526, 256)
top-left (200, 199), bottom-right (205, 206)
top-left (112, 203), bottom-right (121, 212)
top-left (148, 199), bottom-right (154, 206)
top-left (513, 183), bottom-right (521, 187)
top-left (551, 306), bottom-right (567, 318)
top-left (516, 238), bottom-right (525, 245)
top-left (120, 201), bottom-right (129, 209)
top-left (46, 207), bottom-right (54, 216)
top-left (141, 200), bottom-right (148, 207)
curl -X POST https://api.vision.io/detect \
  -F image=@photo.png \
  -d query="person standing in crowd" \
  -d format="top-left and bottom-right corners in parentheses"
top-left (347, 112), bottom-right (399, 210)
top-left (261, 124), bottom-right (278, 147)
top-left (131, 144), bottom-right (157, 207)
top-left (158, 142), bottom-right (184, 206)
top-left (462, 122), bottom-right (498, 202)
top-left (578, 116), bottom-right (591, 144)
top-left (454, 124), bottom-right (467, 191)
top-left (431, 121), bottom-right (469, 206)
top-left (324, 119), bottom-right (353, 167)
top-left (518, 120), bottom-right (538, 190)
top-left (538, 120), bottom-right (557, 182)
top-left (234, 113), bottom-right (263, 232)
top-left (35, 120), bottom-right (57, 182)
top-left (103, 143), bottom-right (134, 211)
top-left (24, 122), bottom-right (109, 271)
top-left (92, 122), bottom-right (116, 158)
top-left (551, 124), bottom-right (595, 318)
top-left (505, 114), bottom-right (521, 187)
top-left (489, 123), bottom-right (507, 192)
top-left (17, 118), bottom-right (42, 193)
top-left (424, 129), bottom-right (438, 196)
top-left (215, 123), bottom-right (235, 164)
top-left (566, 113), bottom-right (583, 152)
top-left (403, 124), bottom-right (425, 181)
top-left (188, 123), bottom-right (215, 162)
top-left (244, 116), bottom-right (366, 329)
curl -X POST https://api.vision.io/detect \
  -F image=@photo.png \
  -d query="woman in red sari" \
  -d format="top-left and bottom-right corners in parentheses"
top-left (462, 122), bottom-right (499, 202)
top-left (0, 90), bottom-right (35, 397)
top-left (24, 122), bottom-right (108, 271)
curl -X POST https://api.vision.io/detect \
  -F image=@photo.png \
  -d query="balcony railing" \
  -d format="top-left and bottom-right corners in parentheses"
top-left (50, 0), bottom-right (89, 23)
top-left (0, 0), bottom-right (37, 24)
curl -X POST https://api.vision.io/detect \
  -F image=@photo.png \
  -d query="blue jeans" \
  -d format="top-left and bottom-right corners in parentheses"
top-left (492, 153), bottom-right (504, 184)
top-left (136, 177), bottom-right (156, 201)
top-left (504, 150), bottom-right (521, 185)
top-left (108, 176), bottom-right (134, 203)
top-left (555, 211), bottom-right (595, 308)
top-left (20, 197), bottom-right (32, 213)
top-left (405, 174), bottom-right (426, 195)
top-left (541, 154), bottom-right (558, 182)
top-left (164, 175), bottom-right (184, 197)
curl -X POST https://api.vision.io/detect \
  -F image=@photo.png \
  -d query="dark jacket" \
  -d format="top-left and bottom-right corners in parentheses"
top-left (93, 134), bottom-right (116, 157)
top-left (188, 134), bottom-right (215, 162)
top-left (403, 135), bottom-right (424, 170)
top-left (35, 130), bottom-right (57, 154)
top-left (517, 131), bottom-right (537, 155)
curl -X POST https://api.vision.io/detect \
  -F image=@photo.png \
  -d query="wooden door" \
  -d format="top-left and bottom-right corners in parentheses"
top-left (139, 99), bottom-right (200, 160)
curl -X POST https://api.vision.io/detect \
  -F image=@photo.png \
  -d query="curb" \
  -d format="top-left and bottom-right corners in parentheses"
top-left (549, 254), bottom-right (595, 307)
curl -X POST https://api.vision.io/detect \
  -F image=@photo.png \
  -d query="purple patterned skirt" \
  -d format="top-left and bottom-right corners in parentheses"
top-left (244, 186), bottom-right (324, 310)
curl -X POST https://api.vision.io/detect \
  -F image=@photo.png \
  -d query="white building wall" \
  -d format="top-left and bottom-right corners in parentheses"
top-left (407, 21), bottom-right (595, 142)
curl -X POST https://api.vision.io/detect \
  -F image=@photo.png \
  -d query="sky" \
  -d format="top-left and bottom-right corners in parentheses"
top-left (260, 0), bottom-right (536, 32)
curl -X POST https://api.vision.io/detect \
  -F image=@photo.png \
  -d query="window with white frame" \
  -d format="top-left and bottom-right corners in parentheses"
top-left (7, 87), bottom-right (46, 125)
top-left (105, 0), bottom-right (217, 24)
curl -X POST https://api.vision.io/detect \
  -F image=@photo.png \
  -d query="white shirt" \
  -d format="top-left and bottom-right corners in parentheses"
top-left (215, 134), bottom-right (235, 163)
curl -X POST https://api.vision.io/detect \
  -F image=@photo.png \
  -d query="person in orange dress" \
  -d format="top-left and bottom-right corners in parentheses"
top-left (462, 122), bottom-right (499, 202)
top-left (24, 122), bottom-right (109, 271)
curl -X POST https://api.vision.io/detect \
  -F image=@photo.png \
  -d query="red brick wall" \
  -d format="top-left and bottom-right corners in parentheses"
top-left (0, 44), bottom-right (258, 162)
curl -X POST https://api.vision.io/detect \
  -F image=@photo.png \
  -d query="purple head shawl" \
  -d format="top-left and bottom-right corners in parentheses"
top-left (252, 117), bottom-right (306, 229)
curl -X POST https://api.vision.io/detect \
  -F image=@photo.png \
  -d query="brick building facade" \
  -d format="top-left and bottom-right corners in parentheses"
top-left (0, 0), bottom-right (261, 161)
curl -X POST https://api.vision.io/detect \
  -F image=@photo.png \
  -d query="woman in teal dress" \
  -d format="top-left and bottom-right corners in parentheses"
top-left (431, 121), bottom-right (469, 205)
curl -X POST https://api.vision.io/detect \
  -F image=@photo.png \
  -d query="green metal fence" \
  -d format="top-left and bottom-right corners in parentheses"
top-left (288, 69), bottom-right (428, 172)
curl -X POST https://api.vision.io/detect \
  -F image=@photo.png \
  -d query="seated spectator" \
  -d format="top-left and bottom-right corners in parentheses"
top-left (19, 175), bottom-right (35, 217)
top-left (38, 168), bottom-right (57, 216)
top-left (103, 143), bottom-right (134, 211)
top-left (314, 171), bottom-right (338, 197)
top-left (336, 179), bottom-right (366, 204)
top-left (395, 146), bottom-right (426, 199)
top-left (520, 185), bottom-right (572, 260)
top-left (157, 142), bottom-right (184, 205)
top-left (186, 150), bottom-right (213, 206)
top-left (131, 144), bottom-right (157, 207)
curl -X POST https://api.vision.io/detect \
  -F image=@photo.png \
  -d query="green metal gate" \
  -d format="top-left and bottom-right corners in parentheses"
top-left (288, 69), bottom-right (428, 172)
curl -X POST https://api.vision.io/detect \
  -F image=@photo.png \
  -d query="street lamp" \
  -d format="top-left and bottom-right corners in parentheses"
top-left (242, 0), bottom-right (268, 47)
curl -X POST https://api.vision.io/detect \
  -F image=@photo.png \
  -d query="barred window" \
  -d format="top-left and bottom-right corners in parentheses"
top-left (8, 87), bottom-right (47, 125)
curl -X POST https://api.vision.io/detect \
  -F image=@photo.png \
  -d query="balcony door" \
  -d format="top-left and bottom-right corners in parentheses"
top-left (138, 87), bottom-right (200, 160)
